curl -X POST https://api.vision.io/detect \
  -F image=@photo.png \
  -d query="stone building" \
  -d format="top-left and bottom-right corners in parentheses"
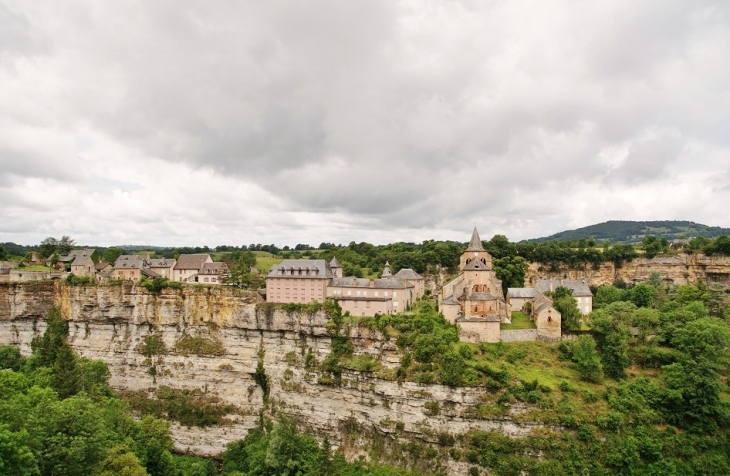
top-left (266, 259), bottom-right (333, 303)
top-left (173, 254), bottom-right (213, 282)
top-left (439, 228), bottom-right (510, 325)
top-left (535, 279), bottom-right (593, 315)
top-left (266, 257), bottom-right (425, 315)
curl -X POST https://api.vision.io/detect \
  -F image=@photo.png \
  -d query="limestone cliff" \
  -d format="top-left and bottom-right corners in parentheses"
top-left (0, 282), bottom-right (545, 475)
top-left (525, 253), bottom-right (730, 287)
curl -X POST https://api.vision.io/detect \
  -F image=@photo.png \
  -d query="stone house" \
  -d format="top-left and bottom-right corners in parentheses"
top-left (198, 262), bottom-right (229, 284)
top-left (113, 255), bottom-right (150, 281)
top-left (506, 287), bottom-right (538, 313)
top-left (532, 295), bottom-right (562, 341)
top-left (148, 259), bottom-right (177, 280)
top-left (173, 254), bottom-right (213, 282)
top-left (535, 279), bottom-right (593, 315)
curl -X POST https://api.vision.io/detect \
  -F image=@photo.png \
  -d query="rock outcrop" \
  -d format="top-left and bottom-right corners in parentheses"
top-left (526, 254), bottom-right (730, 287)
top-left (0, 282), bottom-right (548, 475)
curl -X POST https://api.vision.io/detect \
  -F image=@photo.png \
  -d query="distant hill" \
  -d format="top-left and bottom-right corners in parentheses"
top-left (530, 220), bottom-right (730, 244)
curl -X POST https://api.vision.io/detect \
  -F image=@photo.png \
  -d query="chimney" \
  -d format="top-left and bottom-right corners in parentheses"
top-left (369, 279), bottom-right (375, 288)
top-left (549, 281), bottom-right (553, 292)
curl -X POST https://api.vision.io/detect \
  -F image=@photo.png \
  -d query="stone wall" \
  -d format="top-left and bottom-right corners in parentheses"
top-left (500, 329), bottom-right (537, 342)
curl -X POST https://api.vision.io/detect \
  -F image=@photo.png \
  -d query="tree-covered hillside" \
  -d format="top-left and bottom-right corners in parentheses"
top-left (531, 220), bottom-right (730, 244)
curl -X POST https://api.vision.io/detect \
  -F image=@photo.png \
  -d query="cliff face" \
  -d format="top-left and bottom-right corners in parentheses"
top-left (526, 254), bottom-right (730, 287)
top-left (0, 282), bottom-right (544, 475)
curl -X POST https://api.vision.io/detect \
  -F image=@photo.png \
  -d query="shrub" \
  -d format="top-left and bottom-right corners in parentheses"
top-left (174, 335), bottom-right (225, 357)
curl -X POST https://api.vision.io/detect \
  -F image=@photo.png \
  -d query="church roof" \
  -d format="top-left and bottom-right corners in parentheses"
top-left (466, 227), bottom-right (485, 252)
top-left (381, 261), bottom-right (392, 277)
top-left (463, 258), bottom-right (491, 271)
top-left (535, 279), bottom-right (593, 297)
top-left (507, 288), bottom-right (538, 298)
top-left (463, 292), bottom-right (503, 301)
top-left (440, 296), bottom-right (460, 305)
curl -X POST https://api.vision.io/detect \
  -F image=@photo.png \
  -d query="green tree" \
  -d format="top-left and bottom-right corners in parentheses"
top-left (51, 342), bottom-right (81, 399)
top-left (39, 237), bottom-right (59, 259)
top-left (550, 287), bottom-right (582, 331)
top-left (594, 285), bottom-right (628, 309)
top-left (102, 247), bottom-right (123, 265)
top-left (493, 256), bottom-right (528, 294)
top-left (57, 236), bottom-right (75, 256)
top-left (0, 425), bottom-right (37, 476)
top-left (629, 284), bottom-right (657, 308)
top-left (571, 335), bottom-right (603, 383)
top-left (663, 318), bottom-right (730, 432)
top-left (589, 304), bottom-right (633, 379)
top-left (31, 307), bottom-right (68, 368)
top-left (95, 446), bottom-right (148, 476)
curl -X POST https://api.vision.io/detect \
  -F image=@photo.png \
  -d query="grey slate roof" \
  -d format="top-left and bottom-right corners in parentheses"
top-left (59, 249), bottom-right (96, 263)
top-left (268, 259), bottom-right (332, 279)
top-left (141, 268), bottom-right (161, 278)
top-left (71, 255), bottom-right (94, 267)
top-left (200, 262), bottom-right (229, 275)
top-left (466, 227), bottom-right (485, 252)
top-left (330, 277), bottom-right (411, 289)
top-left (329, 257), bottom-right (341, 268)
top-left (462, 292), bottom-right (503, 301)
top-left (507, 288), bottom-right (538, 299)
top-left (393, 268), bottom-right (423, 280)
top-left (114, 255), bottom-right (148, 269)
top-left (174, 254), bottom-right (211, 270)
top-left (535, 279), bottom-right (593, 297)
top-left (440, 296), bottom-right (460, 305)
top-left (148, 259), bottom-right (176, 268)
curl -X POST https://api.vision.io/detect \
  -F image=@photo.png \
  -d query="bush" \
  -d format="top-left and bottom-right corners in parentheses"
top-left (571, 335), bottom-right (603, 383)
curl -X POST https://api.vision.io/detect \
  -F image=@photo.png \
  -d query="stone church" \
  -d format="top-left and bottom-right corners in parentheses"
top-left (438, 228), bottom-right (510, 342)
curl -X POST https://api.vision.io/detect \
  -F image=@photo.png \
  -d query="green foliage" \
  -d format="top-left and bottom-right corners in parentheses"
top-left (102, 247), bottom-right (123, 266)
top-left (571, 335), bottom-right (603, 383)
top-left (139, 277), bottom-right (182, 295)
top-left (589, 304), bottom-right (633, 379)
top-left (137, 334), bottom-right (167, 357)
top-left (0, 345), bottom-right (25, 371)
top-left (50, 342), bottom-right (81, 399)
top-left (492, 256), bottom-right (528, 294)
top-left (174, 335), bottom-right (224, 357)
top-left (65, 273), bottom-right (95, 286)
top-left (123, 387), bottom-right (235, 427)
top-left (549, 286), bottom-right (582, 331)
top-left (252, 346), bottom-right (269, 401)
top-left (30, 307), bottom-right (68, 368)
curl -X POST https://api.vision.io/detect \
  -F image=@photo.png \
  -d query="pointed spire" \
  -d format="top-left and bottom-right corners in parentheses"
top-left (381, 261), bottom-right (392, 278)
top-left (466, 227), bottom-right (485, 251)
top-left (329, 256), bottom-right (341, 268)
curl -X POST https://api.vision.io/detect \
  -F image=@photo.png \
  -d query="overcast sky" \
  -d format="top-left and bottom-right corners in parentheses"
top-left (1, 1), bottom-right (729, 247)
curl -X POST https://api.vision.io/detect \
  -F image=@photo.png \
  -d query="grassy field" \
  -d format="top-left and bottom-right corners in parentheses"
top-left (253, 251), bottom-right (285, 274)
top-left (18, 264), bottom-right (53, 271)
top-left (501, 311), bottom-right (536, 330)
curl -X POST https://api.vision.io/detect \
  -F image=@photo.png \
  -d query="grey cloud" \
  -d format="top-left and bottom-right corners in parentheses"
top-left (2, 0), bottom-right (730, 244)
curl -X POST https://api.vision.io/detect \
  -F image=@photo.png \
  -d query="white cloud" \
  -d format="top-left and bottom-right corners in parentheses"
top-left (1, 0), bottom-right (729, 246)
